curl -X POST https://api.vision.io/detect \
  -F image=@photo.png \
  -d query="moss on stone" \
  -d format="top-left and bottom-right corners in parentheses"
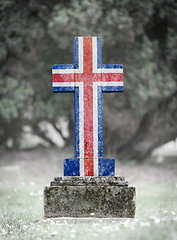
top-left (44, 177), bottom-right (136, 218)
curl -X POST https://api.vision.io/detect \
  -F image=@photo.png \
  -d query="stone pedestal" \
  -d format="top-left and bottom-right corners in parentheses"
top-left (44, 177), bottom-right (136, 218)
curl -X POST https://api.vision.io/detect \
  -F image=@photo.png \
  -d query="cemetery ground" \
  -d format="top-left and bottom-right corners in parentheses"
top-left (0, 147), bottom-right (177, 240)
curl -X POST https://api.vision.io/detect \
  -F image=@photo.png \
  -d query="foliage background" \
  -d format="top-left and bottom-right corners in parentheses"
top-left (0, 0), bottom-right (177, 160)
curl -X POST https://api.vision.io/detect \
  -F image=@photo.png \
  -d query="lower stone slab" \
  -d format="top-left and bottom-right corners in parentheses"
top-left (44, 177), bottom-right (136, 218)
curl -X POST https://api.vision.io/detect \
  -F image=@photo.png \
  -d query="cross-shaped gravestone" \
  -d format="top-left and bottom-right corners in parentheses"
top-left (52, 37), bottom-right (123, 177)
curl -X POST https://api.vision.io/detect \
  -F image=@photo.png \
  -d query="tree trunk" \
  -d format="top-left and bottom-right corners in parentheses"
top-left (103, 90), bottom-right (177, 161)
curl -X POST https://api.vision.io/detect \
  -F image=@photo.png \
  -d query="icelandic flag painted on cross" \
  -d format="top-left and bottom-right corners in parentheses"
top-left (52, 37), bottom-right (123, 177)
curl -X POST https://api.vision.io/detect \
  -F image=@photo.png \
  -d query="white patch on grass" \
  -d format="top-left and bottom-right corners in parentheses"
top-left (114, 225), bottom-right (119, 231)
top-left (154, 218), bottom-right (160, 224)
top-left (1, 228), bottom-right (7, 235)
top-left (133, 218), bottom-right (139, 223)
top-left (123, 219), bottom-right (131, 228)
top-left (50, 220), bottom-right (55, 225)
top-left (37, 190), bottom-right (43, 196)
top-left (140, 222), bottom-right (150, 227)
top-left (23, 225), bottom-right (28, 229)
top-left (102, 225), bottom-right (114, 231)
top-left (30, 181), bottom-right (35, 186)
top-left (70, 233), bottom-right (76, 238)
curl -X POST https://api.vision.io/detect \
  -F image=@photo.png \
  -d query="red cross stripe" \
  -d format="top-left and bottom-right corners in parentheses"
top-left (53, 37), bottom-right (123, 176)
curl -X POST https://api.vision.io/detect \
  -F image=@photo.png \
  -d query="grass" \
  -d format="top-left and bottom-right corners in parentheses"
top-left (0, 179), bottom-right (177, 240)
top-left (0, 147), bottom-right (177, 240)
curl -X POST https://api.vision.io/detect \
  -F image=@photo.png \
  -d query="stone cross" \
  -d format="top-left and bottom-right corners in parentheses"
top-left (52, 37), bottom-right (123, 177)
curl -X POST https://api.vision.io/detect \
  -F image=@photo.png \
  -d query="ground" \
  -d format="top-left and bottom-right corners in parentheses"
top-left (0, 147), bottom-right (177, 240)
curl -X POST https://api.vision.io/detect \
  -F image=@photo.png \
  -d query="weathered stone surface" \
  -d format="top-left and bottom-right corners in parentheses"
top-left (44, 177), bottom-right (136, 218)
top-left (51, 176), bottom-right (128, 186)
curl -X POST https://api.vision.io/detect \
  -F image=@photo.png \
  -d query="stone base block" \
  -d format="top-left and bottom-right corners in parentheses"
top-left (44, 177), bottom-right (136, 218)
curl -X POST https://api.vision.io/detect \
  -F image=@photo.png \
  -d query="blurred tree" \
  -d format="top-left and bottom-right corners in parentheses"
top-left (0, 0), bottom-right (176, 160)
